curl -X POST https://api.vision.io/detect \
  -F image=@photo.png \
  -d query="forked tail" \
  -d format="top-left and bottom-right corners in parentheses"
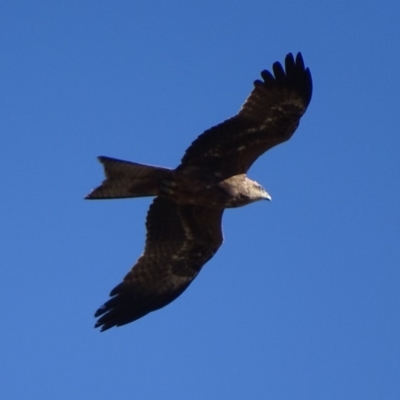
top-left (85, 156), bottom-right (171, 199)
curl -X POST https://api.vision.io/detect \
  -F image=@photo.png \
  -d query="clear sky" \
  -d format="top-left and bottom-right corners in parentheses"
top-left (1, 1), bottom-right (399, 399)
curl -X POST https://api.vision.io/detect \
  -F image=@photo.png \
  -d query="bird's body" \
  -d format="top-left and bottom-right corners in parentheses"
top-left (89, 157), bottom-right (270, 208)
top-left (86, 52), bottom-right (312, 331)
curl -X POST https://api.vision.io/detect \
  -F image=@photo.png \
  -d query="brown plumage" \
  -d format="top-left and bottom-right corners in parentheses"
top-left (86, 52), bottom-right (312, 331)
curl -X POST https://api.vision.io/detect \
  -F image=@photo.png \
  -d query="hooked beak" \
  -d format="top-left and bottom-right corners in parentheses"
top-left (262, 190), bottom-right (272, 201)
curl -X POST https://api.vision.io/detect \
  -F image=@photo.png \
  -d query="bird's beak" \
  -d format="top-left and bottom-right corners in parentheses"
top-left (263, 190), bottom-right (272, 201)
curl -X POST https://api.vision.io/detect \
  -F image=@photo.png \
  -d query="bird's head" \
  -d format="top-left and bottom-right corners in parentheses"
top-left (218, 174), bottom-right (271, 207)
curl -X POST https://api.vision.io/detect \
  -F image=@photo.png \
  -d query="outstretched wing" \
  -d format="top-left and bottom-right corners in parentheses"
top-left (178, 53), bottom-right (312, 179)
top-left (94, 197), bottom-right (224, 331)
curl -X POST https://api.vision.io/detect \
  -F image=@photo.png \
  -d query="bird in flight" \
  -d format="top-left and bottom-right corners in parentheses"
top-left (86, 52), bottom-right (312, 331)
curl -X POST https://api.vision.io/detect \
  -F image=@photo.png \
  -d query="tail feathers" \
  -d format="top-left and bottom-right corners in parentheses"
top-left (85, 156), bottom-right (171, 199)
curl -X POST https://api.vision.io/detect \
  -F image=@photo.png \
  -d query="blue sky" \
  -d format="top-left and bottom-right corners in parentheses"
top-left (1, 1), bottom-right (399, 399)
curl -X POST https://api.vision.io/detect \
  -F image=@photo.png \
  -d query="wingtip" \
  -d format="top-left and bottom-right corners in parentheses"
top-left (285, 52), bottom-right (295, 65)
top-left (295, 52), bottom-right (305, 68)
top-left (257, 51), bottom-right (311, 87)
top-left (94, 313), bottom-right (113, 332)
top-left (94, 304), bottom-right (107, 318)
top-left (94, 322), bottom-right (110, 332)
top-left (286, 51), bottom-right (313, 106)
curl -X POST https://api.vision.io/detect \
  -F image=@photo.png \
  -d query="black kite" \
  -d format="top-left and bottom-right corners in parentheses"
top-left (86, 53), bottom-right (312, 331)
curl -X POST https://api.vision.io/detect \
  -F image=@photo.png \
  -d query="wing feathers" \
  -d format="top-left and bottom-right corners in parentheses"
top-left (94, 198), bottom-right (223, 331)
top-left (178, 52), bottom-right (312, 178)
top-left (272, 61), bottom-right (286, 82)
top-left (258, 70), bottom-right (274, 85)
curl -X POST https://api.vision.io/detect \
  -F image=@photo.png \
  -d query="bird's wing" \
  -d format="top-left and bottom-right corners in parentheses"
top-left (178, 53), bottom-right (312, 179)
top-left (95, 197), bottom-right (224, 331)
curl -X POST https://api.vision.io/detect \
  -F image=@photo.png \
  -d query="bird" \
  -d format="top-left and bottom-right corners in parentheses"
top-left (86, 52), bottom-right (312, 331)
